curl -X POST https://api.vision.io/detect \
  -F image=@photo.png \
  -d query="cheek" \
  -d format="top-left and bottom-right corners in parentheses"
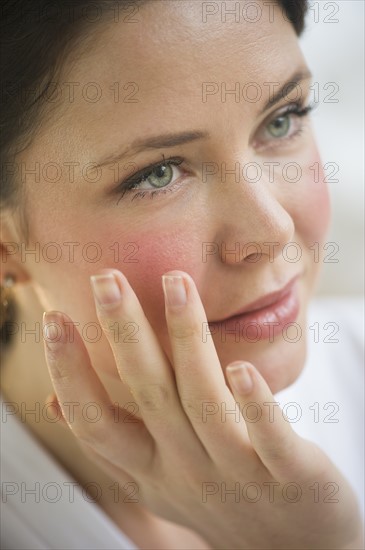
top-left (294, 150), bottom-right (331, 245)
top-left (31, 199), bottom-right (209, 330)
top-left (33, 224), bottom-right (206, 372)
top-left (90, 226), bottom-right (207, 366)
top-left (118, 228), bottom-right (205, 323)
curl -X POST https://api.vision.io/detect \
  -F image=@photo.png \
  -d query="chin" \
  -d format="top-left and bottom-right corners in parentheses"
top-left (218, 310), bottom-right (309, 395)
top-left (253, 330), bottom-right (308, 395)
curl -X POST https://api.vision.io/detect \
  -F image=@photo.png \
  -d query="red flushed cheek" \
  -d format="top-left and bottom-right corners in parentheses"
top-left (112, 228), bottom-right (206, 325)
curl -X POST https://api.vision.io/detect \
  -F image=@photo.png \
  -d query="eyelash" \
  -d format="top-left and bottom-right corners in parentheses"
top-left (116, 156), bottom-right (184, 204)
top-left (116, 101), bottom-right (315, 203)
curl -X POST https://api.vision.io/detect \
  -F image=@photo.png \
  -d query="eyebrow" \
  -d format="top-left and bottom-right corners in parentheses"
top-left (97, 69), bottom-right (312, 168)
top-left (261, 69), bottom-right (312, 111)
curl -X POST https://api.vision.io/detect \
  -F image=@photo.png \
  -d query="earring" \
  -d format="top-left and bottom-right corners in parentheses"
top-left (0, 274), bottom-right (16, 328)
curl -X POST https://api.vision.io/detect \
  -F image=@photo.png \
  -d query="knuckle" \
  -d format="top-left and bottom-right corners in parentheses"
top-left (266, 434), bottom-right (295, 460)
top-left (181, 397), bottom-right (207, 423)
top-left (48, 357), bottom-right (72, 385)
top-left (259, 431), bottom-right (300, 476)
top-left (133, 383), bottom-right (170, 413)
top-left (170, 320), bottom-right (202, 342)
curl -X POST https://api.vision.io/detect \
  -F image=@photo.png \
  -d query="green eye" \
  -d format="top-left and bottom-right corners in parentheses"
top-left (146, 164), bottom-right (174, 188)
top-left (267, 114), bottom-right (290, 138)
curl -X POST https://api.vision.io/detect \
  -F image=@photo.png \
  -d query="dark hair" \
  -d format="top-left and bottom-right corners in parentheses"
top-left (0, 0), bottom-right (308, 351)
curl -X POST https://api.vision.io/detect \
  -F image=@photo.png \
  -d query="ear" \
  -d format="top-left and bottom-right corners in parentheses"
top-left (0, 218), bottom-right (31, 285)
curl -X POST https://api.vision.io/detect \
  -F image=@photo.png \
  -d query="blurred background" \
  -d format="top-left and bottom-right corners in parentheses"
top-left (300, 0), bottom-right (364, 295)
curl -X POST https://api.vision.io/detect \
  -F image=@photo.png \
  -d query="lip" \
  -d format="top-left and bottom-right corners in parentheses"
top-left (208, 274), bottom-right (301, 341)
top-left (223, 274), bottom-right (301, 319)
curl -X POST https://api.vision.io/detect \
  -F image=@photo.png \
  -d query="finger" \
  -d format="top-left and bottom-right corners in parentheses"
top-left (90, 269), bottom-right (207, 461)
top-left (44, 393), bottom-right (136, 487)
top-left (44, 392), bottom-right (67, 427)
top-left (226, 361), bottom-right (316, 480)
top-left (162, 271), bottom-right (252, 463)
top-left (77, 441), bottom-right (139, 489)
top-left (43, 310), bottom-right (153, 475)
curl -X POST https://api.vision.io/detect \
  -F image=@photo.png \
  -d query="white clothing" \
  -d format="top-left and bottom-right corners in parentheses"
top-left (0, 393), bottom-right (139, 549)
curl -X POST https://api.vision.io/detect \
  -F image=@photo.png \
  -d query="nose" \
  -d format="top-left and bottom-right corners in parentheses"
top-left (212, 175), bottom-right (295, 265)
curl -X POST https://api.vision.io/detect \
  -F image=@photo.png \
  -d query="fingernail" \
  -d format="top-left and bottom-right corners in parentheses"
top-left (43, 311), bottom-right (66, 351)
top-left (90, 273), bottom-right (122, 308)
top-left (226, 362), bottom-right (253, 395)
top-left (162, 275), bottom-right (187, 307)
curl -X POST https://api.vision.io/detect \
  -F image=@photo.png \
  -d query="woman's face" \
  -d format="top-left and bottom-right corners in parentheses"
top-left (7, 0), bottom-right (330, 394)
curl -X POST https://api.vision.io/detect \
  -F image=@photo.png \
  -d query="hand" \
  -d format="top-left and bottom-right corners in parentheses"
top-left (42, 269), bottom-right (363, 550)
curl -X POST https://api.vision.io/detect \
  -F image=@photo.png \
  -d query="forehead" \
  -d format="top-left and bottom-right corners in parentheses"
top-left (32, 1), bottom-right (306, 159)
top-left (68, 0), bottom-right (300, 85)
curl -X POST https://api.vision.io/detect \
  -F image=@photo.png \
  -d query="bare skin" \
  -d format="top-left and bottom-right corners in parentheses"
top-left (1, 1), bottom-right (363, 548)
